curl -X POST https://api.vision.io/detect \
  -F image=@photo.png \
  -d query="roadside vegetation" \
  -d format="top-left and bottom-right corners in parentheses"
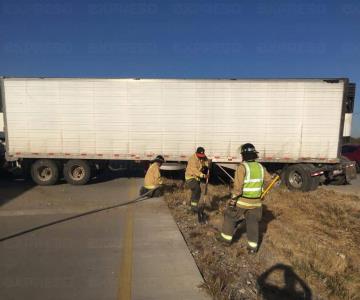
top-left (164, 181), bottom-right (360, 299)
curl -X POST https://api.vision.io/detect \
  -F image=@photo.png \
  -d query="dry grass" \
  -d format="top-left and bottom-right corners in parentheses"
top-left (163, 181), bottom-right (360, 299)
top-left (261, 188), bottom-right (360, 299)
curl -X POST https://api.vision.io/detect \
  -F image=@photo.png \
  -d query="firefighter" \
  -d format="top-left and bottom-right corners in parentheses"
top-left (185, 147), bottom-right (209, 212)
top-left (219, 143), bottom-right (272, 253)
top-left (139, 155), bottom-right (165, 198)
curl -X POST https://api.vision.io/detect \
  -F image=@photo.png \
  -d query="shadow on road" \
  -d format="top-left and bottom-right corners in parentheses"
top-left (257, 263), bottom-right (312, 300)
top-left (0, 172), bottom-right (35, 207)
top-left (90, 169), bottom-right (144, 185)
top-left (91, 163), bottom-right (185, 185)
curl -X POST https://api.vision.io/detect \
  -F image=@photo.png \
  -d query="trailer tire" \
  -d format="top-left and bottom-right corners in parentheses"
top-left (303, 164), bottom-right (320, 191)
top-left (31, 159), bottom-right (59, 186)
top-left (284, 164), bottom-right (312, 192)
top-left (63, 160), bottom-right (91, 185)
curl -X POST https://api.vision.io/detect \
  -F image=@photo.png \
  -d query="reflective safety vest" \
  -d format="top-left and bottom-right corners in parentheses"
top-left (242, 161), bottom-right (264, 199)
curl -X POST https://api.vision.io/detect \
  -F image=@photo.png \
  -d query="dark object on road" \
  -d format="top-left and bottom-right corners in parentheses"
top-left (342, 144), bottom-right (360, 173)
top-left (257, 263), bottom-right (312, 300)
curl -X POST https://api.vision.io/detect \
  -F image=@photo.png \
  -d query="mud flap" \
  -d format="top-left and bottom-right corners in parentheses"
top-left (345, 163), bottom-right (357, 182)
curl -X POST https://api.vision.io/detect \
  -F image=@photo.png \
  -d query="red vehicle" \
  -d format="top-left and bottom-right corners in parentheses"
top-left (342, 144), bottom-right (360, 172)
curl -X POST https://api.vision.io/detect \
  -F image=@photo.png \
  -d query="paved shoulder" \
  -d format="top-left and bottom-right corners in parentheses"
top-left (321, 177), bottom-right (360, 197)
top-left (132, 198), bottom-right (209, 300)
top-left (0, 178), bottom-right (209, 300)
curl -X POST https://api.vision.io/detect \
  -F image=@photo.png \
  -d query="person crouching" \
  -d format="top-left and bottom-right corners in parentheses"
top-left (139, 155), bottom-right (165, 198)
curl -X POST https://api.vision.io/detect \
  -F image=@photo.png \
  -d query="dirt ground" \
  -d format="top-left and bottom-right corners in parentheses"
top-left (163, 181), bottom-right (360, 300)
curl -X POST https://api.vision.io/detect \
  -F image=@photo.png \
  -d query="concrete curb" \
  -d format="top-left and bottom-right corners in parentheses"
top-left (132, 197), bottom-right (210, 300)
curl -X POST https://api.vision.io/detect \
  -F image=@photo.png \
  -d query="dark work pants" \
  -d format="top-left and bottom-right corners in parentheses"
top-left (139, 186), bottom-right (163, 198)
top-left (185, 179), bottom-right (201, 210)
top-left (221, 205), bottom-right (262, 249)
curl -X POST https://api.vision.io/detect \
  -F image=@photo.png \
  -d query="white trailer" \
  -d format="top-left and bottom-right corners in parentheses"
top-left (0, 77), bottom-right (356, 190)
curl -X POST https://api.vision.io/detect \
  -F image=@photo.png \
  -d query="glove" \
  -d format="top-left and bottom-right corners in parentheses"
top-left (201, 166), bottom-right (209, 174)
top-left (228, 199), bottom-right (237, 207)
top-left (231, 194), bottom-right (239, 200)
top-left (228, 194), bottom-right (239, 207)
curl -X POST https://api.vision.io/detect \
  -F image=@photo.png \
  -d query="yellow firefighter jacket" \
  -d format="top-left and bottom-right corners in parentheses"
top-left (185, 153), bottom-right (208, 181)
top-left (144, 163), bottom-right (163, 189)
top-left (232, 162), bottom-right (272, 209)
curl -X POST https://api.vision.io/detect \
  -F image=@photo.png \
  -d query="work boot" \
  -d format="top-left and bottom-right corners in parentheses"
top-left (190, 205), bottom-right (199, 213)
top-left (216, 234), bottom-right (232, 247)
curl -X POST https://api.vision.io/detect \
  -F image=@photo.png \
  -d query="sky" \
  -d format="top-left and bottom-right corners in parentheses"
top-left (1, 0), bottom-right (360, 135)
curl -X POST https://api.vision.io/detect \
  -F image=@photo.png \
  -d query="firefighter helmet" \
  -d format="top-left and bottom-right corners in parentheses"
top-left (153, 155), bottom-right (165, 163)
top-left (241, 143), bottom-right (258, 154)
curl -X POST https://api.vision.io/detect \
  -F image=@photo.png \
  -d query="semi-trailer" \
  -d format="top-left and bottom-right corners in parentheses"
top-left (0, 77), bottom-right (356, 191)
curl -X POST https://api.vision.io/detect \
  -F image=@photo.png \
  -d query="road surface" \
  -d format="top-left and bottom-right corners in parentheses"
top-left (0, 174), bottom-right (208, 300)
top-left (321, 176), bottom-right (360, 197)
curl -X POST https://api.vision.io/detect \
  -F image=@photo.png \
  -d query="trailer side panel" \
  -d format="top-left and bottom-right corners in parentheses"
top-left (3, 78), bottom-right (345, 163)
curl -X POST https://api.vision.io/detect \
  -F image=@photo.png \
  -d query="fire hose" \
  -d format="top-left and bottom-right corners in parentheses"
top-left (0, 189), bottom-right (155, 243)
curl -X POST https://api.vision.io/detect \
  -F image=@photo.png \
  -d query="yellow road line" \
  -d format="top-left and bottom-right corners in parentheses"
top-left (118, 180), bottom-right (138, 300)
top-left (118, 206), bottom-right (134, 300)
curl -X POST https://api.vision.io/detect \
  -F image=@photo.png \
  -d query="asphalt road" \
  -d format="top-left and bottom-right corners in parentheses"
top-left (0, 173), bottom-right (208, 300)
top-left (321, 176), bottom-right (360, 196)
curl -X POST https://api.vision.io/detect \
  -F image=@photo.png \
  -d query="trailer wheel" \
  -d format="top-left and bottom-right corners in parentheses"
top-left (303, 164), bottom-right (320, 191)
top-left (31, 159), bottom-right (59, 186)
top-left (63, 160), bottom-right (91, 185)
top-left (284, 164), bottom-right (312, 192)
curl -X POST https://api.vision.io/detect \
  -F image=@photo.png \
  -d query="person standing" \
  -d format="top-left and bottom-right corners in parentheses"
top-left (185, 147), bottom-right (209, 212)
top-left (219, 143), bottom-right (271, 253)
top-left (139, 155), bottom-right (165, 198)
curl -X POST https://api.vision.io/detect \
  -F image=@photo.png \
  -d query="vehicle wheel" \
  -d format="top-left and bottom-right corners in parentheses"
top-left (30, 159), bottom-right (59, 186)
top-left (63, 160), bottom-right (91, 185)
top-left (356, 162), bottom-right (360, 173)
top-left (284, 164), bottom-right (312, 192)
top-left (309, 175), bottom-right (320, 191)
top-left (303, 164), bottom-right (320, 191)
